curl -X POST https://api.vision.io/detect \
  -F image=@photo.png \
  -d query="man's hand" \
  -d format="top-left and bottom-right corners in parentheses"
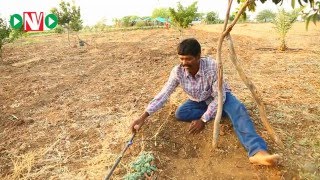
top-left (188, 120), bottom-right (205, 134)
top-left (130, 112), bottom-right (149, 134)
top-left (130, 118), bottom-right (145, 133)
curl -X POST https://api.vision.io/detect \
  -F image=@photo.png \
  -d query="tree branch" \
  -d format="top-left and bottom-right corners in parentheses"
top-left (213, 0), bottom-right (284, 149)
top-left (226, 34), bottom-right (284, 148)
top-left (212, 0), bottom-right (251, 148)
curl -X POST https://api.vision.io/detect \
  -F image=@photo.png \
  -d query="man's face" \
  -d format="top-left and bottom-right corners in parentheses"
top-left (179, 55), bottom-right (200, 72)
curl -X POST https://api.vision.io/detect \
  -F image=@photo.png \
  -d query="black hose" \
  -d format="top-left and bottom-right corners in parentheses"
top-left (105, 133), bottom-right (136, 180)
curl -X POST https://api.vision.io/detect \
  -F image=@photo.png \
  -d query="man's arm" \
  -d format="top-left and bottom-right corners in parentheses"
top-left (145, 66), bottom-right (179, 115)
top-left (201, 80), bottom-right (228, 122)
top-left (130, 112), bottom-right (149, 133)
top-left (130, 67), bottom-right (179, 133)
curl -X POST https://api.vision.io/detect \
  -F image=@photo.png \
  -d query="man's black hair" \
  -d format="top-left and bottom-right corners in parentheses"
top-left (177, 38), bottom-right (201, 57)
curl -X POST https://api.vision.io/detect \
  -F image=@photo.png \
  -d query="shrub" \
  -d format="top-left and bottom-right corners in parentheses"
top-left (0, 18), bottom-right (10, 54)
top-left (54, 25), bottom-right (64, 33)
top-left (135, 20), bottom-right (146, 28)
top-left (273, 8), bottom-right (300, 51)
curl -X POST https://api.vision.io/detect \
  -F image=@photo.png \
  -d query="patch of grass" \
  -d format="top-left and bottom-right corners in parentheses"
top-left (80, 25), bottom-right (165, 34)
top-left (7, 151), bottom-right (35, 179)
top-left (27, 31), bottom-right (56, 37)
top-left (300, 172), bottom-right (320, 180)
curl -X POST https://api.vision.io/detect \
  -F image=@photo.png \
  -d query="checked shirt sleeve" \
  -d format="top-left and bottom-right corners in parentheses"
top-left (146, 67), bottom-right (179, 115)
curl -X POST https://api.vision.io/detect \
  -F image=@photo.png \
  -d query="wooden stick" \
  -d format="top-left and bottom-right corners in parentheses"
top-left (226, 34), bottom-right (284, 148)
top-left (213, 0), bottom-right (250, 148)
top-left (105, 133), bottom-right (136, 180)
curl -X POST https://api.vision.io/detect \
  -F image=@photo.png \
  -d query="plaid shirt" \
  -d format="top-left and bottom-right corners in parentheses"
top-left (146, 57), bottom-right (231, 122)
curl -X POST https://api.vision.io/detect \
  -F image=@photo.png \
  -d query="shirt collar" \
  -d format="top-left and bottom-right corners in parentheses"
top-left (196, 58), bottom-right (204, 77)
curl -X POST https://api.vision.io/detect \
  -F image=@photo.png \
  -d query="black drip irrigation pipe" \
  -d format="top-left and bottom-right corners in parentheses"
top-left (105, 133), bottom-right (136, 180)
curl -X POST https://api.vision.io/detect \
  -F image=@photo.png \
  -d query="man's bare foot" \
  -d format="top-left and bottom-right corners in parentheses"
top-left (249, 151), bottom-right (281, 166)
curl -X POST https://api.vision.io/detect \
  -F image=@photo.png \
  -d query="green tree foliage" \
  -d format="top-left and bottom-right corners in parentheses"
top-left (8, 25), bottom-right (25, 42)
top-left (272, 8), bottom-right (301, 50)
top-left (232, 0), bottom-right (256, 23)
top-left (169, 1), bottom-right (198, 29)
top-left (135, 20), bottom-right (146, 27)
top-left (152, 8), bottom-right (170, 18)
top-left (247, 0), bottom-right (318, 29)
top-left (50, 1), bottom-right (83, 32)
top-left (93, 18), bottom-right (108, 31)
top-left (205, 11), bottom-right (221, 24)
top-left (195, 12), bottom-right (205, 21)
top-left (54, 25), bottom-right (65, 33)
top-left (229, 14), bottom-right (235, 21)
top-left (0, 17), bottom-right (26, 56)
top-left (120, 15), bottom-right (139, 27)
top-left (112, 18), bottom-right (121, 28)
top-left (69, 5), bottom-right (82, 31)
top-left (50, 1), bottom-right (82, 43)
top-left (0, 18), bottom-right (11, 54)
top-left (121, 16), bottom-right (132, 27)
top-left (256, 9), bottom-right (276, 22)
top-left (303, 1), bottom-right (320, 30)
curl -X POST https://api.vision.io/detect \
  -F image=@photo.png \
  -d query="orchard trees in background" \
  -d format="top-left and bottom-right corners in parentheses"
top-left (0, 17), bottom-right (26, 59)
top-left (110, 16), bottom-right (155, 29)
top-left (112, 18), bottom-right (121, 28)
top-left (229, 14), bottom-right (235, 21)
top-left (0, 18), bottom-right (10, 57)
top-left (50, 1), bottom-right (83, 41)
top-left (121, 16), bottom-right (140, 27)
top-left (255, 9), bottom-right (276, 22)
top-left (152, 8), bottom-right (170, 19)
top-left (93, 18), bottom-right (109, 31)
top-left (9, 24), bottom-right (25, 42)
top-left (169, 1), bottom-right (198, 32)
top-left (205, 11), bottom-right (222, 24)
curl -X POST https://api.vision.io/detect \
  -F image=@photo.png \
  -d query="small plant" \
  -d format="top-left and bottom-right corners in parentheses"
top-left (272, 8), bottom-right (301, 51)
top-left (123, 151), bottom-right (157, 180)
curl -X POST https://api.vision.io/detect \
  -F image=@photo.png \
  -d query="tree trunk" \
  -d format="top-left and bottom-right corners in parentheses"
top-left (226, 34), bottom-right (284, 148)
top-left (212, 0), bottom-right (284, 149)
top-left (0, 46), bottom-right (2, 60)
top-left (67, 24), bottom-right (71, 45)
top-left (212, 0), bottom-right (232, 148)
top-left (68, 27), bottom-right (70, 44)
top-left (212, 0), bottom-right (250, 148)
top-left (280, 38), bottom-right (287, 51)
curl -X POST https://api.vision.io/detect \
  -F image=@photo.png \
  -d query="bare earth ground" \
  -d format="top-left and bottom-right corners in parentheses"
top-left (0, 22), bottom-right (319, 179)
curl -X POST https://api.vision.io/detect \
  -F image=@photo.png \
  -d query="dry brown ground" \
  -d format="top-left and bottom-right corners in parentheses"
top-left (0, 22), bottom-right (319, 179)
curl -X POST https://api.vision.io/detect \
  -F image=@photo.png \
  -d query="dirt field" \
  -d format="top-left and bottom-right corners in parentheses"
top-left (0, 22), bottom-right (319, 179)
